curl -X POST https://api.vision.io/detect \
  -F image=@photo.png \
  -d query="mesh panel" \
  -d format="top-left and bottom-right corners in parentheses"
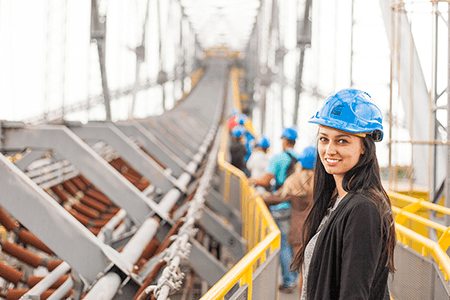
top-left (229, 175), bottom-right (241, 210)
top-left (389, 243), bottom-right (434, 300)
top-left (228, 284), bottom-right (248, 300)
top-left (433, 263), bottom-right (450, 300)
top-left (252, 248), bottom-right (280, 300)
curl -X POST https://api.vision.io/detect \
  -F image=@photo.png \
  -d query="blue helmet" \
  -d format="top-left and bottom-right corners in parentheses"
top-left (308, 88), bottom-right (384, 142)
top-left (298, 145), bottom-right (317, 170)
top-left (281, 126), bottom-right (298, 140)
top-left (231, 125), bottom-right (246, 138)
top-left (238, 114), bottom-right (247, 125)
top-left (256, 135), bottom-right (270, 149)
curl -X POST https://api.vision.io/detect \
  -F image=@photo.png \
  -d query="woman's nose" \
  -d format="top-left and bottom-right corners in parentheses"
top-left (326, 143), bottom-right (337, 155)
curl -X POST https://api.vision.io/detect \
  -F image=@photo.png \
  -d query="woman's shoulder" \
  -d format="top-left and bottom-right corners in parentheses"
top-left (344, 193), bottom-right (381, 214)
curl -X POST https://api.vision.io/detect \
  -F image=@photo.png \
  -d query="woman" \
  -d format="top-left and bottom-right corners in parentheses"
top-left (292, 89), bottom-right (396, 300)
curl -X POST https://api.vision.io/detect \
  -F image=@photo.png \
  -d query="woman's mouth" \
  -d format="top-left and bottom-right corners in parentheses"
top-left (325, 158), bottom-right (339, 165)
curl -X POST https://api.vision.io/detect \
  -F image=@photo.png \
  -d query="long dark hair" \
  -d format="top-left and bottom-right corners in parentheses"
top-left (291, 134), bottom-right (396, 273)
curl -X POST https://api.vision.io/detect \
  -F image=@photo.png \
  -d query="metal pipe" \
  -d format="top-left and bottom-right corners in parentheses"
top-left (83, 272), bottom-right (122, 300)
top-left (120, 218), bottom-right (159, 265)
top-left (22, 262), bottom-right (71, 298)
top-left (97, 209), bottom-right (127, 243)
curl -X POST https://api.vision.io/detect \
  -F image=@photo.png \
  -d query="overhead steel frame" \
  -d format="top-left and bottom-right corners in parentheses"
top-left (380, 0), bottom-right (450, 223)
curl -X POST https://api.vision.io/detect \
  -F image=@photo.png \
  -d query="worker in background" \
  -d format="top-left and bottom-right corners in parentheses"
top-left (248, 125), bottom-right (301, 293)
top-left (261, 145), bottom-right (316, 294)
top-left (247, 135), bottom-right (271, 193)
top-left (237, 114), bottom-right (255, 161)
top-left (229, 125), bottom-right (249, 176)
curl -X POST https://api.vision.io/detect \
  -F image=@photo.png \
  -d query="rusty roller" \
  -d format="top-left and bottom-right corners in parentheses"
top-left (1, 241), bottom-right (61, 271)
top-left (70, 177), bottom-right (86, 191)
top-left (72, 203), bottom-right (100, 220)
top-left (78, 174), bottom-right (92, 188)
top-left (61, 180), bottom-right (80, 197)
top-left (84, 189), bottom-right (112, 206)
top-left (50, 185), bottom-right (70, 203)
top-left (0, 206), bottom-right (53, 255)
top-left (80, 196), bottom-right (107, 213)
top-left (0, 261), bottom-right (25, 285)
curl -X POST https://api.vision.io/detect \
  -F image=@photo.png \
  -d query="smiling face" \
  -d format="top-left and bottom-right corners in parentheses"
top-left (318, 126), bottom-right (365, 182)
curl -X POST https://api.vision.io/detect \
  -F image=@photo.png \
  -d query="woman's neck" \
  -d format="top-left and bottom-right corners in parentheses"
top-left (333, 174), bottom-right (347, 199)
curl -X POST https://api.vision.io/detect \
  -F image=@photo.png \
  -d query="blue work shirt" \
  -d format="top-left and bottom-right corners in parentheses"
top-left (266, 148), bottom-right (300, 210)
top-left (244, 132), bottom-right (255, 162)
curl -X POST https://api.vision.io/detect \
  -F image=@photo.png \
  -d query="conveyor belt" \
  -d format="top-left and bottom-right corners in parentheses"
top-left (0, 58), bottom-right (243, 300)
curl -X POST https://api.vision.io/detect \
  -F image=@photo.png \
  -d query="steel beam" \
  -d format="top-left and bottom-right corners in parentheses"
top-left (139, 121), bottom-right (193, 163)
top-left (188, 239), bottom-right (228, 287)
top-left (0, 154), bottom-right (131, 283)
top-left (158, 114), bottom-right (204, 145)
top-left (379, 0), bottom-right (438, 188)
top-left (68, 122), bottom-right (181, 193)
top-left (157, 117), bottom-right (200, 150)
top-left (147, 119), bottom-right (197, 155)
top-left (205, 188), bottom-right (242, 234)
top-left (198, 207), bottom-right (246, 260)
top-left (115, 121), bottom-right (187, 177)
top-left (1, 124), bottom-right (169, 223)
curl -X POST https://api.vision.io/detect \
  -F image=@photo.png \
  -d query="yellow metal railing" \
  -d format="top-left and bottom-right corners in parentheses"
top-left (200, 69), bottom-right (280, 300)
top-left (389, 191), bottom-right (450, 281)
top-left (200, 126), bottom-right (280, 300)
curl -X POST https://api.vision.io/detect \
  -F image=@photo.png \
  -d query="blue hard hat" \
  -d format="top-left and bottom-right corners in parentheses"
top-left (281, 126), bottom-right (298, 140)
top-left (256, 135), bottom-right (270, 149)
top-left (308, 88), bottom-right (384, 142)
top-left (298, 145), bottom-right (317, 170)
top-left (231, 125), bottom-right (246, 138)
top-left (238, 114), bottom-right (247, 125)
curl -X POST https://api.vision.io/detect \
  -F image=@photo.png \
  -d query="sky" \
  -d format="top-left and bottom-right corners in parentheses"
top-left (0, 0), bottom-right (448, 172)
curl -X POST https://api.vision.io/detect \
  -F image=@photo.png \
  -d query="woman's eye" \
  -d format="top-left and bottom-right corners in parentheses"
top-left (319, 137), bottom-right (328, 142)
top-left (338, 139), bottom-right (348, 144)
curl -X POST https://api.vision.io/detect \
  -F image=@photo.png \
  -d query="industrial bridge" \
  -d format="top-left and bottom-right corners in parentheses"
top-left (1, 0), bottom-right (450, 299)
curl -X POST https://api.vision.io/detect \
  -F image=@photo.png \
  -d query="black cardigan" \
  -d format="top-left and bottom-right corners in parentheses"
top-left (306, 193), bottom-right (391, 300)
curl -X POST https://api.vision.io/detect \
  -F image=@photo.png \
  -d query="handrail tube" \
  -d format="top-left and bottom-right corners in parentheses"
top-left (200, 230), bottom-right (280, 299)
top-left (388, 190), bottom-right (450, 216)
top-left (392, 206), bottom-right (448, 233)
